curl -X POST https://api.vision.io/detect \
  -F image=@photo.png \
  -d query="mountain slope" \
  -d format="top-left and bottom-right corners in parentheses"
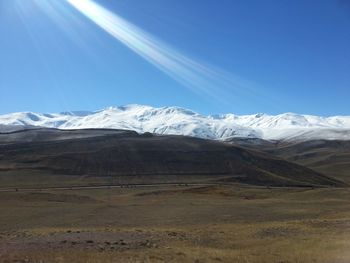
top-left (1, 105), bottom-right (350, 141)
top-left (227, 138), bottom-right (350, 184)
top-left (0, 128), bottom-right (344, 187)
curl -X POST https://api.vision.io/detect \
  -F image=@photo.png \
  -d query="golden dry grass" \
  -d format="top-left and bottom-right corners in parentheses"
top-left (1, 185), bottom-right (350, 262)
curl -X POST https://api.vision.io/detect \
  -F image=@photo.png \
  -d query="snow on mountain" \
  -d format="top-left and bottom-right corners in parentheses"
top-left (1, 104), bottom-right (350, 141)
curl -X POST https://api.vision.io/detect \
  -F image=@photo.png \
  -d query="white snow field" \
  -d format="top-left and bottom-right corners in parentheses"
top-left (1, 105), bottom-right (350, 141)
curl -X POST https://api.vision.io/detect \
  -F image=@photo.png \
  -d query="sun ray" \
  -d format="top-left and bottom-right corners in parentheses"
top-left (65, 0), bottom-right (261, 104)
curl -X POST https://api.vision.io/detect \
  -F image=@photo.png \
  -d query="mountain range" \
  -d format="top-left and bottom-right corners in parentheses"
top-left (1, 104), bottom-right (350, 141)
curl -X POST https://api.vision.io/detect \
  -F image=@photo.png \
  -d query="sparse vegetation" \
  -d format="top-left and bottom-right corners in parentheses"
top-left (1, 185), bottom-right (350, 262)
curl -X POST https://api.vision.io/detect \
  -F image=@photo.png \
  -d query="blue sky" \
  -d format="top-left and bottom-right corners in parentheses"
top-left (0, 0), bottom-right (349, 116)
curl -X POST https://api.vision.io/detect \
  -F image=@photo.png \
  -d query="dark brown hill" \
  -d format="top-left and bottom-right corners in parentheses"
top-left (0, 129), bottom-right (344, 187)
top-left (228, 138), bottom-right (350, 184)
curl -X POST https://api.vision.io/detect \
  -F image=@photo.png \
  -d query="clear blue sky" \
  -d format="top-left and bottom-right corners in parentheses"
top-left (0, 0), bottom-right (349, 116)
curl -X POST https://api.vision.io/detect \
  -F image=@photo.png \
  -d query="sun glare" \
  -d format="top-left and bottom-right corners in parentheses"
top-left (65, 0), bottom-right (258, 103)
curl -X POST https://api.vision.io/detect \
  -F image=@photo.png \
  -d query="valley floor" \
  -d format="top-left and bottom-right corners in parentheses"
top-left (0, 185), bottom-right (350, 263)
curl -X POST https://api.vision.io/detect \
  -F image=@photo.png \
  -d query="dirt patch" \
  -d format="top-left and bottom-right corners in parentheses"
top-left (0, 230), bottom-right (164, 255)
top-left (255, 226), bottom-right (301, 239)
top-left (2, 192), bottom-right (100, 204)
top-left (305, 219), bottom-right (350, 231)
top-left (137, 186), bottom-right (270, 200)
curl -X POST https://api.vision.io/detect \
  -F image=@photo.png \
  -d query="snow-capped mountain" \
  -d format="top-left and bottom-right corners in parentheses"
top-left (1, 104), bottom-right (350, 141)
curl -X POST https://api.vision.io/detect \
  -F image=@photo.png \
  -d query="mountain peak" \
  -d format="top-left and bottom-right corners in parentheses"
top-left (1, 105), bottom-right (350, 141)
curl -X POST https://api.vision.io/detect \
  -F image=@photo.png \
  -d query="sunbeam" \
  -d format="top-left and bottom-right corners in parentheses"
top-left (65, 0), bottom-right (259, 104)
